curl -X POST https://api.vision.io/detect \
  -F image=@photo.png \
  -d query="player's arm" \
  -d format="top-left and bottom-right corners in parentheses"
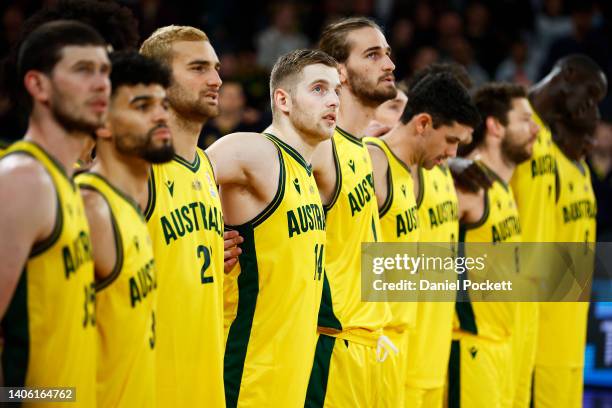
top-left (0, 157), bottom-right (56, 318)
top-left (311, 139), bottom-right (337, 206)
top-left (206, 132), bottom-right (276, 188)
top-left (366, 144), bottom-right (390, 210)
top-left (455, 186), bottom-right (485, 224)
top-left (80, 188), bottom-right (116, 281)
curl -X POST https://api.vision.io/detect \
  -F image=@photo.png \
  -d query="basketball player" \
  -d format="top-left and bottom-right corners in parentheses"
top-left (139, 26), bottom-right (237, 407)
top-left (405, 63), bottom-right (474, 408)
top-left (364, 72), bottom-right (479, 407)
top-left (533, 72), bottom-right (607, 408)
top-left (0, 21), bottom-right (110, 405)
top-left (206, 49), bottom-right (338, 407)
top-left (76, 51), bottom-right (173, 407)
top-left (450, 83), bottom-right (538, 408)
top-left (509, 55), bottom-right (606, 408)
top-left (301, 17), bottom-right (396, 407)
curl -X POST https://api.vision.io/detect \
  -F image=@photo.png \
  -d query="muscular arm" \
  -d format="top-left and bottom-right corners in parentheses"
top-left (366, 144), bottom-right (390, 210)
top-left (206, 132), bottom-right (280, 225)
top-left (0, 156), bottom-right (56, 318)
top-left (80, 188), bottom-right (116, 281)
top-left (311, 139), bottom-right (337, 206)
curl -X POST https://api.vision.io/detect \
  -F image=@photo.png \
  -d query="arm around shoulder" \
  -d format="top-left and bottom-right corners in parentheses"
top-left (80, 188), bottom-right (116, 281)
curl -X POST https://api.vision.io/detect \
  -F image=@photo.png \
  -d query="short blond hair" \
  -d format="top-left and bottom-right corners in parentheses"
top-left (140, 25), bottom-right (209, 67)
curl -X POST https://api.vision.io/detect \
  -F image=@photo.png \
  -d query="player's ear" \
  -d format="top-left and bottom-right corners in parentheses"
top-left (95, 120), bottom-right (113, 139)
top-left (414, 113), bottom-right (433, 135)
top-left (23, 70), bottom-right (50, 103)
top-left (273, 88), bottom-right (291, 114)
top-left (338, 63), bottom-right (348, 86)
top-left (485, 116), bottom-right (503, 138)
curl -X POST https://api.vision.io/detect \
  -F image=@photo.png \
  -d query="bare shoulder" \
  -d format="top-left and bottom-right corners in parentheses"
top-left (206, 132), bottom-right (277, 166)
top-left (0, 154), bottom-right (55, 212)
top-left (456, 186), bottom-right (485, 223)
top-left (80, 188), bottom-right (112, 226)
top-left (311, 138), bottom-right (333, 172)
top-left (366, 142), bottom-right (389, 170)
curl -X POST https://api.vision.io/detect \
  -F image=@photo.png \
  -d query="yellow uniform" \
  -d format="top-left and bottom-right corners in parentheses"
top-left (450, 166), bottom-right (521, 408)
top-left (364, 137), bottom-right (419, 408)
top-left (1, 141), bottom-right (95, 407)
top-left (76, 173), bottom-right (157, 408)
top-left (306, 128), bottom-right (391, 408)
top-left (224, 133), bottom-right (325, 407)
top-left (405, 165), bottom-right (459, 408)
top-left (533, 143), bottom-right (596, 408)
top-left (145, 149), bottom-right (225, 407)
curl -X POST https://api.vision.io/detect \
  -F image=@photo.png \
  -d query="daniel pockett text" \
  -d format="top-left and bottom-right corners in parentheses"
top-left (361, 242), bottom-right (599, 302)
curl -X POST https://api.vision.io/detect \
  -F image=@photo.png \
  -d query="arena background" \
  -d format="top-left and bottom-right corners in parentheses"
top-left (1, 0), bottom-right (612, 405)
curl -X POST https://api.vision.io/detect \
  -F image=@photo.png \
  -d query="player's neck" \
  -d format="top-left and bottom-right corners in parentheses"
top-left (553, 133), bottom-right (584, 162)
top-left (381, 123), bottom-right (418, 166)
top-left (337, 89), bottom-right (376, 137)
top-left (472, 145), bottom-right (515, 183)
top-left (528, 85), bottom-right (554, 126)
top-left (268, 120), bottom-right (318, 163)
top-left (24, 113), bottom-right (91, 178)
top-left (169, 108), bottom-right (204, 162)
top-left (91, 143), bottom-right (150, 210)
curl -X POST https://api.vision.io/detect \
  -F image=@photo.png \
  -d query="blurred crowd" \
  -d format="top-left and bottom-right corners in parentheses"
top-left (1, 0), bottom-right (612, 239)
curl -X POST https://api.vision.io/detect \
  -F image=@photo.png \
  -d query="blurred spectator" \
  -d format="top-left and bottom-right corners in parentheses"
top-left (389, 18), bottom-right (414, 80)
top-left (409, 0), bottom-right (437, 49)
top-left (464, 1), bottom-right (502, 75)
top-left (495, 34), bottom-right (539, 86)
top-left (447, 36), bottom-right (489, 86)
top-left (533, 0), bottom-right (573, 64)
top-left (408, 46), bottom-right (440, 81)
top-left (588, 118), bottom-right (612, 240)
top-left (0, 5), bottom-right (23, 57)
top-left (256, 3), bottom-right (308, 70)
top-left (436, 10), bottom-right (463, 56)
top-left (198, 81), bottom-right (265, 148)
top-left (539, 0), bottom-right (607, 78)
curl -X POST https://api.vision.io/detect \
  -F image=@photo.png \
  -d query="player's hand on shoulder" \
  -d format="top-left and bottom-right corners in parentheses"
top-left (448, 157), bottom-right (493, 193)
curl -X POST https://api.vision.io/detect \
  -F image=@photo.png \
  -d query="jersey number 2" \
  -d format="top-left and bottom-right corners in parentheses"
top-left (197, 245), bottom-right (214, 284)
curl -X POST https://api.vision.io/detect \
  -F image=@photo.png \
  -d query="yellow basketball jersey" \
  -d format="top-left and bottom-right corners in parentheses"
top-left (537, 143), bottom-right (596, 367)
top-left (455, 166), bottom-right (521, 341)
top-left (510, 109), bottom-right (556, 242)
top-left (407, 165), bottom-right (459, 388)
top-left (145, 149), bottom-right (225, 407)
top-left (223, 133), bottom-right (325, 407)
top-left (364, 137), bottom-right (419, 333)
top-left (318, 128), bottom-right (391, 346)
top-left (76, 172), bottom-right (156, 407)
top-left (1, 141), bottom-right (96, 407)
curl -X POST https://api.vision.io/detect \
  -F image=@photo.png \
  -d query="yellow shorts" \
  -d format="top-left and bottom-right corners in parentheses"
top-left (380, 330), bottom-right (410, 408)
top-left (448, 335), bottom-right (512, 408)
top-left (532, 365), bottom-right (583, 408)
top-left (405, 386), bottom-right (444, 408)
top-left (305, 334), bottom-right (384, 408)
top-left (510, 303), bottom-right (538, 408)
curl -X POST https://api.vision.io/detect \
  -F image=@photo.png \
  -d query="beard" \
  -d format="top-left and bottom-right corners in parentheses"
top-left (116, 125), bottom-right (175, 164)
top-left (50, 86), bottom-right (104, 136)
top-left (502, 131), bottom-right (532, 164)
top-left (290, 104), bottom-right (331, 143)
top-left (346, 65), bottom-right (397, 106)
top-left (167, 82), bottom-right (219, 123)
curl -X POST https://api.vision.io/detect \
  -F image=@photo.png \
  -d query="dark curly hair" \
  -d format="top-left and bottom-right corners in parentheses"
top-left (110, 51), bottom-right (171, 95)
top-left (400, 72), bottom-right (480, 129)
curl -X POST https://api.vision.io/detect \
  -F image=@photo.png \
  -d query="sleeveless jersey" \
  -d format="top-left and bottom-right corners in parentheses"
top-left (455, 166), bottom-right (522, 341)
top-left (223, 133), bottom-right (325, 407)
top-left (537, 143), bottom-right (596, 367)
top-left (145, 148), bottom-right (225, 407)
top-left (318, 128), bottom-right (391, 346)
top-left (364, 137), bottom-right (419, 332)
top-left (407, 164), bottom-right (460, 388)
top-left (1, 141), bottom-right (96, 407)
top-left (510, 108), bottom-right (556, 242)
top-left (76, 173), bottom-right (156, 407)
